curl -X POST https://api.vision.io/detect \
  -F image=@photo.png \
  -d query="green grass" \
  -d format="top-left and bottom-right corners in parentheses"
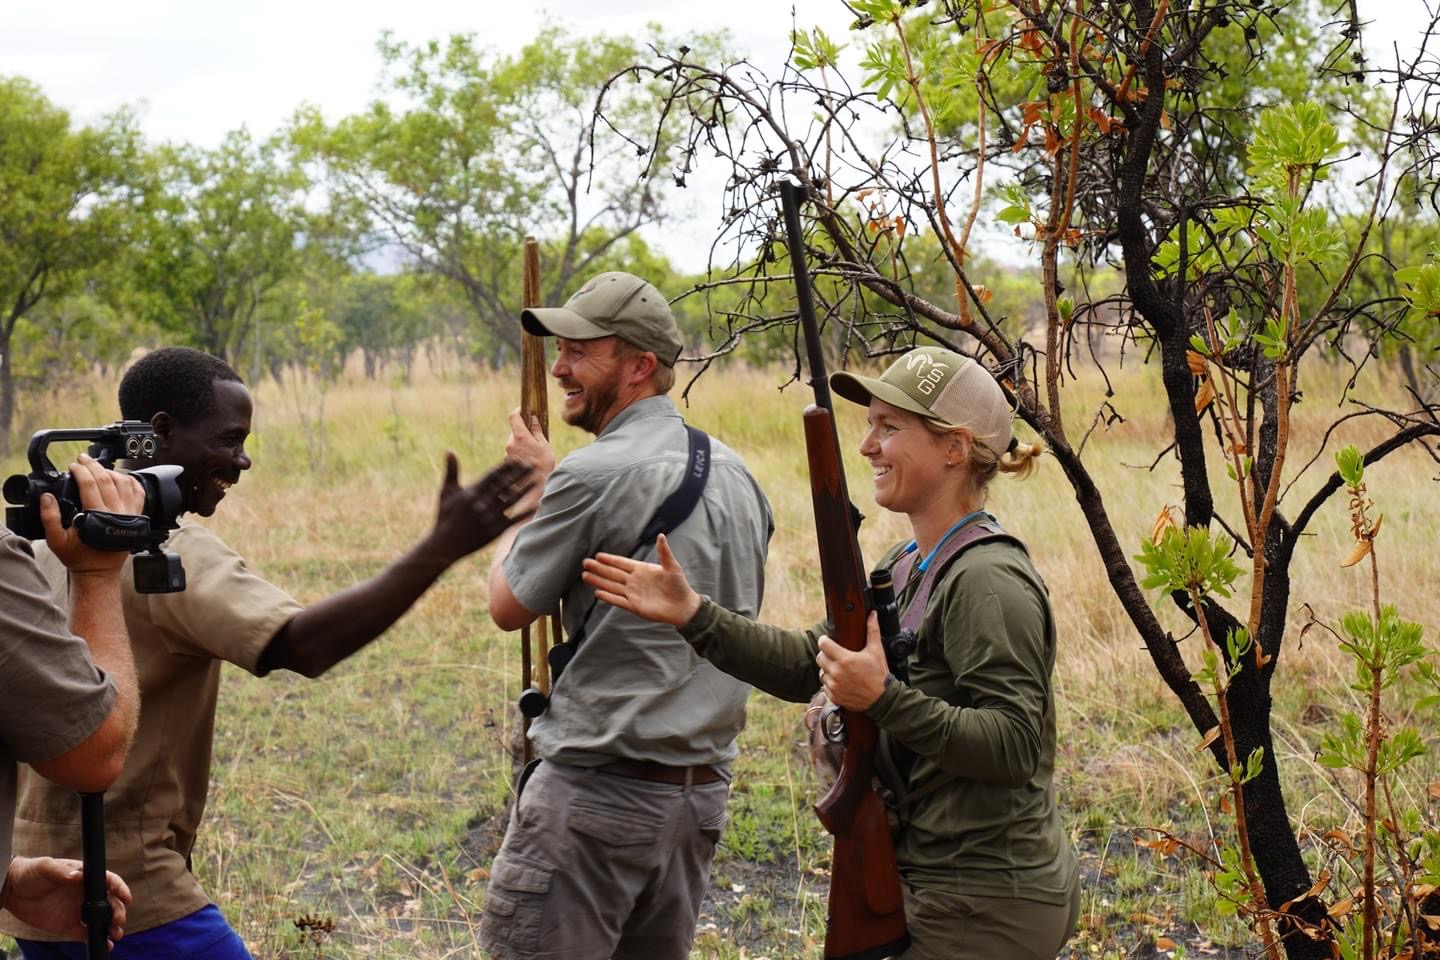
top-left (2, 353), bottom-right (1436, 958)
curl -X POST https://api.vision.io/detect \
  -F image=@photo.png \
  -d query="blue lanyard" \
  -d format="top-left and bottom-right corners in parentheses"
top-left (900, 510), bottom-right (994, 573)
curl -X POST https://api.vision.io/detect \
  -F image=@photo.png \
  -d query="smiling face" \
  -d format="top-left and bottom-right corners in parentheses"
top-left (155, 378), bottom-right (254, 517)
top-left (858, 398), bottom-right (957, 518)
top-left (551, 336), bottom-right (632, 435)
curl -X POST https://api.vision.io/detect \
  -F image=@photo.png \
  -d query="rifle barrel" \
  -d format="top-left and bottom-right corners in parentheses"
top-left (779, 181), bottom-right (833, 412)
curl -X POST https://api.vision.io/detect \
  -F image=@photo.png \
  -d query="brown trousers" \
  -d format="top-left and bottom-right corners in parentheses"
top-left (479, 760), bottom-right (729, 960)
top-left (895, 871), bottom-right (1082, 960)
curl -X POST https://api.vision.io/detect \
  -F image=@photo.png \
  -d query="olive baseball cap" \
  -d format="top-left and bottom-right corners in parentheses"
top-left (521, 271), bottom-right (684, 367)
top-left (831, 346), bottom-right (1015, 456)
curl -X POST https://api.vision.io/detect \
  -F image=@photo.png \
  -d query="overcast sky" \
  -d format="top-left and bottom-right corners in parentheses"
top-left (1, 1), bottom-right (1429, 273)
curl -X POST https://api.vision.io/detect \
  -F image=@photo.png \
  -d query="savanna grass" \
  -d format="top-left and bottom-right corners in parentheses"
top-left (2, 349), bottom-right (1435, 958)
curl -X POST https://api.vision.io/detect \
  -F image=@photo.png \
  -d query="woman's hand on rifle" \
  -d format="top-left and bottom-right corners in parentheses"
top-left (583, 534), bottom-right (703, 627)
top-left (816, 614), bottom-right (889, 710)
top-left (0, 855), bottom-right (131, 944)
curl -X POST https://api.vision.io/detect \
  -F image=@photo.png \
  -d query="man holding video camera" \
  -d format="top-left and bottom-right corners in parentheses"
top-left (1, 347), bottom-right (536, 959)
top-left (2, 456), bottom-right (141, 945)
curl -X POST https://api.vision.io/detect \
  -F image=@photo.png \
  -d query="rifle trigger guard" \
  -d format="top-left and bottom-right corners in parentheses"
top-left (820, 703), bottom-right (847, 744)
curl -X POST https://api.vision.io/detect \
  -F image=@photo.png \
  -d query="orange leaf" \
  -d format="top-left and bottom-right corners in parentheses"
top-left (1427, 781), bottom-right (1440, 801)
top-left (1194, 377), bottom-right (1216, 413)
top-left (1135, 836), bottom-right (1181, 857)
top-left (1328, 896), bottom-right (1355, 920)
top-left (1150, 505), bottom-right (1178, 545)
top-left (1370, 514), bottom-right (1383, 539)
top-left (1045, 127), bottom-right (1061, 155)
top-left (1323, 829), bottom-right (1358, 856)
top-left (1300, 870), bottom-right (1332, 901)
top-left (1129, 912), bottom-right (1167, 924)
top-left (1186, 350), bottom-right (1207, 375)
top-left (1156, 937), bottom-right (1178, 951)
top-left (972, 284), bottom-right (994, 305)
top-left (1160, 109), bottom-right (1172, 130)
top-left (1340, 539), bottom-right (1372, 568)
top-left (1219, 793), bottom-right (1233, 815)
top-left (1196, 725), bottom-right (1221, 752)
top-left (894, 217), bottom-right (907, 241)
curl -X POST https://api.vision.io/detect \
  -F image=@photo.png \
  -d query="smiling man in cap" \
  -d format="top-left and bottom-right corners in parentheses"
top-left (484, 271), bottom-right (773, 960)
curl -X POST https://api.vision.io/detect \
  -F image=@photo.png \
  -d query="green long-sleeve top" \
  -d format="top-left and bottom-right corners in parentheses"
top-left (678, 534), bottom-right (1077, 905)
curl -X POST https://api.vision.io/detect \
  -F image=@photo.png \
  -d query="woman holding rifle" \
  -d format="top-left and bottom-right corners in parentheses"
top-left (582, 345), bottom-right (1080, 960)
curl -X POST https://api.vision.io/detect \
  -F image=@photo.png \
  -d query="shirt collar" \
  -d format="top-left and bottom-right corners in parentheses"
top-left (598, 394), bottom-right (680, 437)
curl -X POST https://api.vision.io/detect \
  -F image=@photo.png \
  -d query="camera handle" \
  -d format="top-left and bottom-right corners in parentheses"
top-left (80, 792), bottom-right (110, 959)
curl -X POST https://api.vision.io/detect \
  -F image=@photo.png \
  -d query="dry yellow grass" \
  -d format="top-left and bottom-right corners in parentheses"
top-left (2, 350), bottom-right (1435, 957)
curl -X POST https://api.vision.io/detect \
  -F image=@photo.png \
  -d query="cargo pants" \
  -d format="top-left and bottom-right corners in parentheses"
top-left (478, 759), bottom-right (729, 960)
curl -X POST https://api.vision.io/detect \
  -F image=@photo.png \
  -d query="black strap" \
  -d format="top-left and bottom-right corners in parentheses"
top-left (553, 426), bottom-right (713, 679)
top-left (635, 426), bottom-right (711, 550)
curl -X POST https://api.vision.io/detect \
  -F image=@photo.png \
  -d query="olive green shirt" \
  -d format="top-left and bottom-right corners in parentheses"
top-left (678, 532), bottom-right (1076, 905)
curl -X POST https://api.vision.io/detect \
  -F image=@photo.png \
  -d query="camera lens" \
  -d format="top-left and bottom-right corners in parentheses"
top-left (140, 437), bottom-right (156, 457)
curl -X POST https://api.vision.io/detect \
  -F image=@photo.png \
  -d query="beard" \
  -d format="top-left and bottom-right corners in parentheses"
top-left (562, 376), bottom-right (623, 435)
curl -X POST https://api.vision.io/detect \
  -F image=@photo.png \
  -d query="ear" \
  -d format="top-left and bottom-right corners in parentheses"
top-left (151, 411), bottom-right (176, 445)
top-left (626, 350), bottom-right (659, 386)
top-left (947, 430), bottom-right (971, 465)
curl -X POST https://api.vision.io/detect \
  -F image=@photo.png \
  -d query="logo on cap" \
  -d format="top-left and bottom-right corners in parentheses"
top-left (905, 352), bottom-right (950, 396)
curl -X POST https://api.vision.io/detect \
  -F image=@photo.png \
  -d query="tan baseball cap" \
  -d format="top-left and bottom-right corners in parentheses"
top-left (831, 346), bottom-right (1015, 456)
top-left (521, 271), bottom-right (684, 367)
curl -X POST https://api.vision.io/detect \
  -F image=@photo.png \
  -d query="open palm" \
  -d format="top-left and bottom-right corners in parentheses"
top-left (582, 533), bottom-right (702, 627)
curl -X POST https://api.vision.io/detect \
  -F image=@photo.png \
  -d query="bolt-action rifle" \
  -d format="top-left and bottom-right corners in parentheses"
top-left (780, 180), bottom-right (910, 960)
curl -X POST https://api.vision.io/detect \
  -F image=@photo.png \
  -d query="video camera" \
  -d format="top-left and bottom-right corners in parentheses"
top-left (4, 421), bottom-right (187, 594)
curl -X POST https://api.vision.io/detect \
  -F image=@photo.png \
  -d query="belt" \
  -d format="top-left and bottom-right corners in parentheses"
top-left (602, 759), bottom-right (724, 786)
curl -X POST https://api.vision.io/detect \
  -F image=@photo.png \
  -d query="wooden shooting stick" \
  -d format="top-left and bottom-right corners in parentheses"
top-left (518, 237), bottom-right (559, 763)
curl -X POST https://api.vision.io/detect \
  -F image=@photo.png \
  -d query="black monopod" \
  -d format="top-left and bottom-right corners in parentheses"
top-left (80, 792), bottom-right (109, 958)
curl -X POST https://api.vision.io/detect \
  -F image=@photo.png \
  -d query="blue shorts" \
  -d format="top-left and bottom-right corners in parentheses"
top-left (17, 903), bottom-right (252, 960)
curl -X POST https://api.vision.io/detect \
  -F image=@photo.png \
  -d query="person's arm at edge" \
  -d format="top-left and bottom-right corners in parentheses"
top-left (29, 456), bottom-right (143, 794)
top-left (258, 455), bottom-right (535, 678)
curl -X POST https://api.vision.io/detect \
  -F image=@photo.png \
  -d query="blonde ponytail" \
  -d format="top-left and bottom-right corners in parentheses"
top-left (998, 439), bottom-right (1045, 480)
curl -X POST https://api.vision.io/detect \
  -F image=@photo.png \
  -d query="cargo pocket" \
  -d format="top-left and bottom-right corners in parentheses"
top-left (480, 854), bottom-right (553, 954)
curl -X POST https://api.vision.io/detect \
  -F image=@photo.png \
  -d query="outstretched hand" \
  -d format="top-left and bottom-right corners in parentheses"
top-left (429, 454), bottom-right (538, 565)
top-left (0, 856), bottom-right (131, 944)
top-left (582, 533), bottom-right (703, 627)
